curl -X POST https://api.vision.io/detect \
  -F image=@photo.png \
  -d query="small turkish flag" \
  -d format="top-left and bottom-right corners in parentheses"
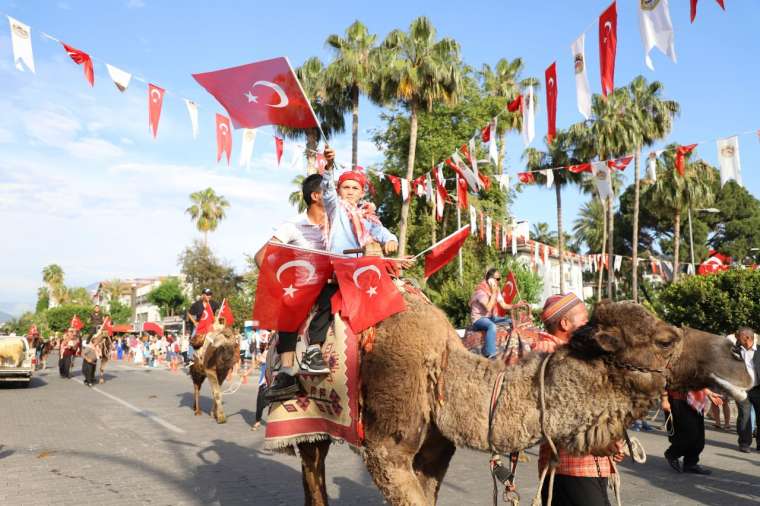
top-left (387, 175), bottom-right (402, 195)
top-left (502, 271), bottom-right (519, 305)
top-left (253, 243), bottom-right (334, 332)
top-left (332, 257), bottom-right (406, 333)
top-left (192, 57), bottom-right (319, 130)
top-left (148, 83), bottom-right (164, 138)
top-left (61, 42), bottom-right (94, 87)
top-left (424, 225), bottom-right (471, 278)
top-left (478, 172), bottom-right (491, 190)
top-left (275, 136), bottom-right (284, 166)
top-left (218, 298), bottom-right (235, 327)
top-left (481, 124), bottom-right (491, 143)
top-left (216, 113), bottom-right (232, 165)
top-left (315, 153), bottom-right (328, 174)
top-left (675, 144), bottom-right (697, 176)
top-left (456, 175), bottom-right (468, 209)
top-left (599, 1), bottom-right (617, 96)
top-left (607, 156), bottom-right (633, 171)
top-left (28, 324), bottom-right (38, 337)
top-left (691, 0), bottom-right (725, 23)
top-left (70, 314), bottom-right (83, 331)
top-left (195, 301), bottom-right (215, 336)
top-left (567, 163), bottom-right (591, 174)
top-left (102, 316), bottom-right (114, 336)
top-left (518, 171), bottom-right (536, 184)
top-left (507, 94), bottom-right (523, 113)
top-left (545, 62), bottom-right (558, 143)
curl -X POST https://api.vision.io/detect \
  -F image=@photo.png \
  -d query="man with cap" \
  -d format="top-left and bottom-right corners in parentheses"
top-left (534, 293), bottom-right (623, 506)
top-left (187, 288), bottom-right (220, 340)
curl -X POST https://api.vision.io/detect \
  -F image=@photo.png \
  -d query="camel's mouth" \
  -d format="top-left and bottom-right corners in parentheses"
top-left (710, 373), bottom-right (748, 401)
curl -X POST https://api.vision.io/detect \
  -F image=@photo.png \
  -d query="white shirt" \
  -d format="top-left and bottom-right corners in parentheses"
top-left (272, 212), bottom-right (327, 251)
top-left (741, 344), bottom-right (757, 387)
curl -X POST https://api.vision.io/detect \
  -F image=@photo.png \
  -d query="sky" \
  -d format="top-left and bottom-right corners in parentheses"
top-left (1, 0), bottom-right (758, 315)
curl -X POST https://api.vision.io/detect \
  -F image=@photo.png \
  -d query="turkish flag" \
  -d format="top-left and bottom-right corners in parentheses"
top-left (216, 114), bottom-right (232, 165)
top-left (518, 171), bottom-right (535, 184)
top-left (315, 153), bottom-right (328, 174)
top-left (481, 124), bottom-right (491, 143)
top-left (195, 301), bottom-right (215, 336)
top-left (148, 83), bottom-right (164, 138)
top-left (61, 42), bottom-right (94, 87)
top-left (70, 314), bottom-right (83, 331)
top-left (387, 175), bottom-right (401, 195)
top-left (253, 242), bottom-right (334, 332)
top-left (599, 2), bottom-right (617, 96)
top-left (456, 175), bottom-right (468, 209)
top-left (545, 62), bottom-right (557, 143)
top-left (424, 225), bottom-right (471, 278)
top-left (192, 57), bottom-right (319, 130)
top-left (507, 94), bottom-right (523, 113)
top-left (607, 156), bottom-right (633, 171)
top-left (332, 256), bottom-right (406, 333)
top-left (275, 136), bottom-right (284, 165)
top-left (28, 324), bottom-right (38, 337)
top-left (567, 163), bottom-right (591, 174)
top-left (478, 172), bottom-right (491, 190)
top-left (502, 271), bottom-right (519, 304)
top-left (102, 316), bottom-right (114, 336)
top-left (218, 298), bottom-right (235, 327)
top-left (675, 144), bottom-right (697, 176)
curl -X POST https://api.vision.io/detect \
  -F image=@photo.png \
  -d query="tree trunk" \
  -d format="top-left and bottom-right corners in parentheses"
top-left (306, 130), bottom-right (318, 175)
top-left (431, 202), bottom-right (436, 245)
top-left (673, 210), bottom-right (681, 283)
top-left (597, 200), bottom-right (607, 302)
top-left (351, 85), bottom-right (359, 170)
top-left (607, 195), bottom-right (614, 300)
top-left (631, 147), bottom-right (641, 302)
top-left (398, 103), bottom-right (419, 257)
top-left (555, 183), bottom-right (565, 293)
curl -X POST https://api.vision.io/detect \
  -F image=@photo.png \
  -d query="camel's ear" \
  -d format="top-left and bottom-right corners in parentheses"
top-left (592, 325), bottom-right (624, 353)
top-left (570, 323), bottom-right (623, 357)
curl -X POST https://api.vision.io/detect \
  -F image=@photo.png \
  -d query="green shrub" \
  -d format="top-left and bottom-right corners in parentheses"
top-left (45, 305), bottom-right (94, 333)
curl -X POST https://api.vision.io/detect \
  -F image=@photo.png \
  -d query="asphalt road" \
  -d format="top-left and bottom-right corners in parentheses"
top-left (1, 354), bottom-right (759, 505)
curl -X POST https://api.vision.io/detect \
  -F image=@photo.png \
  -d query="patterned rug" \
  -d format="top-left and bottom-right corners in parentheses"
top-left (264, 314), bottom-right (361, 451)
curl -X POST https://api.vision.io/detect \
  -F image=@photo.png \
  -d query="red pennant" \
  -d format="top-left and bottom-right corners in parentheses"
top-left (607, 156), bottom-right (633, 171)
top-left (599, 2), bottom-right (617, 96)
top-left (216, 114), bottom-right (232, 165)
top-left (424, 226), bottom-right (471, 278)
top-left (506, 94), bottom-right (523, 113)
top-left (675, 144), bottom-right (697, 176)
top-left (460, 144), bottom-right (471, 161)
top-left (148, 84), bottom-right (165, 138)
top-left (252, 243), bottom-right (334, 332)
top-left (387, 175), bottom-right (401, 195)
top-left (61, 43), bottom-right (94, 87)
top-left (218, 298), bottom-right (234, 326)
top-left (275, 136), bottom-right (284, 165)
top-left (481, 124), bottom-right (491, 143)
top-left (545, 62), bottom-right (558, 143)
top-left (332, 257), bottom-right (406, 332)
top-left (195, 301), bottom-right (215, 336)
top-left (478, 172), bottom-right (491, 190)
top-left (518, 171), bottom-right (535, 184)
top-left (456, 175), bottom-right (468, 209)
top-left (192, 57), bottom-right (319, 130)
top-left (691, 0), bottom-right (725, 23)
top-left (102, 316), bottom-right (114, 337)
top-left (567, 163), bottom-right (592, 174)
top-left (70, 314), bottom-right (83, 331)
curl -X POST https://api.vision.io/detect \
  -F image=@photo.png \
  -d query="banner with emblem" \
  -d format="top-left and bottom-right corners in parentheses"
top-left (571, 34), bottom-right (592, 120)
top-left (591, 160), bottom-right (613, 200)
top-left (7, 16), bottom-right (35, 73)
top-left (717, 136), bottom-right (742, 187)
top-left (638, 0), bottom-right (677, 71)
top-left (239, 128), bottom-right (257, 168)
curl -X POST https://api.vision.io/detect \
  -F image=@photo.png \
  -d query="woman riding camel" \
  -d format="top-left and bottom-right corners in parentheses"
top-left (468, 268), bottom-right (527, 358)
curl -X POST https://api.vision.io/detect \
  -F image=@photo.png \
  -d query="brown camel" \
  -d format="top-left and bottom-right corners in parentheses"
top-left (94, 333), bottom-right (114, 384)
top-left (296, 298), bottom-right (752, 506)
top-left (190, 326), bottom-right (239, 424)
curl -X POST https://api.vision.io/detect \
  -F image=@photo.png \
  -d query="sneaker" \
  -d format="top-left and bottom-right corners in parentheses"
top-left (683, 464), bottom-right (712, 475)
top-left (664, 452), bottom-right (681, 473)
top-left (265, 373), bottom-right (300, 400)
top-left (300, 345), bottom-right (330, 374)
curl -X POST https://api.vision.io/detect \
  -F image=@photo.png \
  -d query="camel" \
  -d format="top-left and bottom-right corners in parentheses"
top-left (294, 298), bottom-right (752, 506)
top-left (189, 326), bottom-right (240, 424)
top-left (90, 332), bottom-right (115, 384)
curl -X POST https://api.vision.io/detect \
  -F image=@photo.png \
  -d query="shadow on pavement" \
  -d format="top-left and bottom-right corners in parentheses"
top-left (0, 445), bottom-right (14, 460)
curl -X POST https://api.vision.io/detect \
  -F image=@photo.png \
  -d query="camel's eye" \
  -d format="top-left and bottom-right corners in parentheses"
top-left (656, 339), bottom-right (674, 350)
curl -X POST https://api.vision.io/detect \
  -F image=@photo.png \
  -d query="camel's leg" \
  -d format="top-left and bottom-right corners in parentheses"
top-left (363, 435), bottom-right (431, 506)
top-left (206, 369), bottom-right (226, 424)
top-left (412, 424), bottom-right (457, 504)
top-left (299, 439), bottom-right (330, 506)
top-left (98, 357), bottom-right (107, 384)
top-left (193, 375), bottom-right (204, 416)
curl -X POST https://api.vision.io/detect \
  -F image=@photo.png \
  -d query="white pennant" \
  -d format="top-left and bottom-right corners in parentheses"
top-left (488, 118), bottom-right (499, 166)
top-left (401, 178), bottom-right (410, 202)
top-left (717, 136), bottom-right (742, 187)
top-left (468, 137), bottom-right (479, 180)
top-left (502, 228), bottom-right (507, 251)
top-left (184, 99), bottom-right (199, 139)
top-left (425, 173), bottom-right (434, 203)
top-left (239, 128), bottom-right (257, 168)
top-left (522, 85), bottom-right (535, 146)
top-left (613, 255), bottom-right (623, 272)
top-left (591, 161), bottom-right (613, 201)
top-left (289, 145), bottom-right (302, 171)
top-left (571, 34), bottom-right (592, 120)
top-left (105, 64), bottom-right (132, 92)
top-left (469, 205), bottom-right (477, 236)
top-left (543, 244), bottom-right (549, 264)
top-left (638, 0), bottom-right (677, 71)
top-left (511, 231), bottom-right (517, 256)
top-left (486, 216), bottom-right (492, 246)
top-left (647, 154), bottom-right (657, 182)
top-left (543, 169), bottom-right (554, 188)
top-left (687, 263), bottom-right (695, 275)
top-left (8, 16), bottom-right (35, 73)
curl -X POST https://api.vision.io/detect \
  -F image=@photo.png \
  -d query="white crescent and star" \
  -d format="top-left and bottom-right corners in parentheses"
top-left (244, 81), bottom-right (289, 108)
top-left (548, 78), bottom-right (555, 89)
top-left (276, 260), bottom-right (316, 298)
top-left (352, 265), bottom-right (382, 297)
top-left (219, 123), bottom-right (229, 135)
top-left (603, 21), bottom-right (612, 43)
top-left (150, 88), bottom-right (162, 103)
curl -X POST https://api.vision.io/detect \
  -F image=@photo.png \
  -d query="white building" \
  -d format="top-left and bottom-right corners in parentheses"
top-left (91, 276), bottom-right (193, 324)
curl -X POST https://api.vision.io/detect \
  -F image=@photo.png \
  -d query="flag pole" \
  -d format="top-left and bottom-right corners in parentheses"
top-left (456, 204), bottom-right (463, 282)
top-left (285, 57), bottom-right (328, 146)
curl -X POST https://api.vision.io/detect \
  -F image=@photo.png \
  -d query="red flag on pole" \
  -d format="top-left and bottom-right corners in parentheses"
top-left (195, 301), bottom-right (215, 336)
top-left (192, 57), bottom-right (319, 130)
top-left (332, 257), bottom-right (406, 333)
top-left (481, 124), bottom-right (491, 143)
top-left (216, 114), bottom-right (232, 165)
top-left (545, 62), bottom-right (558, 143)
top-left (675, 144), bottom-right (697, 176)
top-left (252, 243), bottom-right (334, 332)
top-left (424, 225), bottom-right (471, 278)
top-left (70, 314), bottom-right (83, 331)
top-left (567, 163), bottom-right (591, 174)
top-left (607, 156), bottom-right (633, 171)
top-left (102, 316), bottom-right (114, 336)
top-left (148, 83), bottom-right (164, 138)
top-left (275, 136), bottom-right (284, 166)
top-left (518, 171), bottom-right (536, 184)
top-left (218, 298), bottom-right (235, 327)
top-left (456, 174), bottom-right (468, 209)
top-left (61, 42), bottom-right (94, 87)
top-left (599, 1), bottom-right (617, 96)
top-left (507, 94), bottom-right (523, 113)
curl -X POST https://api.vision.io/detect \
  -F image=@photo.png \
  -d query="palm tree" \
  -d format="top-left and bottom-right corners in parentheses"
top-left (42, 264), bottom-right (66, 307)
top-left (185, 188), bottom-right (230, 246)
top-left (288, 174), bottom-right (307, 212)
top-left (649, 146), bottom-right (716, 282)
top-left (279, 57), bottom-right (348, 174)
top-left (573, 198), bottom-right (606, 253)
top-left (624, 77), bottom-right (679, 300)
top-left (326, 21), bottom-right (378, 170)
top-left (374, 16), bottom-right (463, 256)
top-left (524, 129), bottom-right (585, 292)
top-left (530, 222), bottom-right (556, 245)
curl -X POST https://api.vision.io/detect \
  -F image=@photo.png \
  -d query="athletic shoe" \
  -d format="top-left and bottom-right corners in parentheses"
top-left (300, 345), bottom-right (330, 374)
top-left (265, 373), bottom-right (300, 400)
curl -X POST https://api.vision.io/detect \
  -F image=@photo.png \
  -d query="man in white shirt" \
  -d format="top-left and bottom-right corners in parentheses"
top-left (734, 327), bottom-right (760, 453)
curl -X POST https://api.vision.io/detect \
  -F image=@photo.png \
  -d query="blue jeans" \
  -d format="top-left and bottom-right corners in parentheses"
top-left (472, 316), bottom-right (509, 357)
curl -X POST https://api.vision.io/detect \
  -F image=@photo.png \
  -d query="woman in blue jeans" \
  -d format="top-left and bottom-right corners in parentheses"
top-left (468, 268), bottom-right (524, 357)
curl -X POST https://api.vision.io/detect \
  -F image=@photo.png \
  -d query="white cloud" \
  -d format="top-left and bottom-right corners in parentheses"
top-left (126, 0), bottom-right (145, 8)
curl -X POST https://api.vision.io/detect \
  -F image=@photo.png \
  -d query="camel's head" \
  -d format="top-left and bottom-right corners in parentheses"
top-left (569, 301), bottom-right (682, 396)
top-left (667, 327), bottom-right (752, 401)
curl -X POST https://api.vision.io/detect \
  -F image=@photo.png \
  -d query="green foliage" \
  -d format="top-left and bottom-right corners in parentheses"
top-left (706, 181), bottom-right (760, 262)
top-left (147, 278), bottom-right (189, 318)
top-left (66, 287), bottom-right (93, 306)
top-left (35, 287), bottom-right (50, 314)
top-left (108, 300), bottom-right (132, 325)
top-left (185, 188), bottom-right (230, 245)
top-left (658, 269), bottom-right (760, 334)
top-left (45, 304), bottom-right (94, 333)
top-left (178, 240), bottom-right (242, 302)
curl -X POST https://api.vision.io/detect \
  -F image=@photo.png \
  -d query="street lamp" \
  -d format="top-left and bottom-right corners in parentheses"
top-left (688, 208), bottom-right (721, 267)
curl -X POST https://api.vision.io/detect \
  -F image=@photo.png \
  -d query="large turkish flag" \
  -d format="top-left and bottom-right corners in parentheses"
top-left (599, 1), bottom-right (617, 96)
top-left (545, 62), bottom-right (557, 143)
top-left (253, 243), bottom-right (334, 332)
top-left (216, 113), bottom-right (232, 165)
top-left (193, 57), bottom-right (319, 130)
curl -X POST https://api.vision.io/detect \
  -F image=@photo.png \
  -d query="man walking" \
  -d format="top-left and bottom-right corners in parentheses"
top-left (734, 327), bottom-right (760, 453)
